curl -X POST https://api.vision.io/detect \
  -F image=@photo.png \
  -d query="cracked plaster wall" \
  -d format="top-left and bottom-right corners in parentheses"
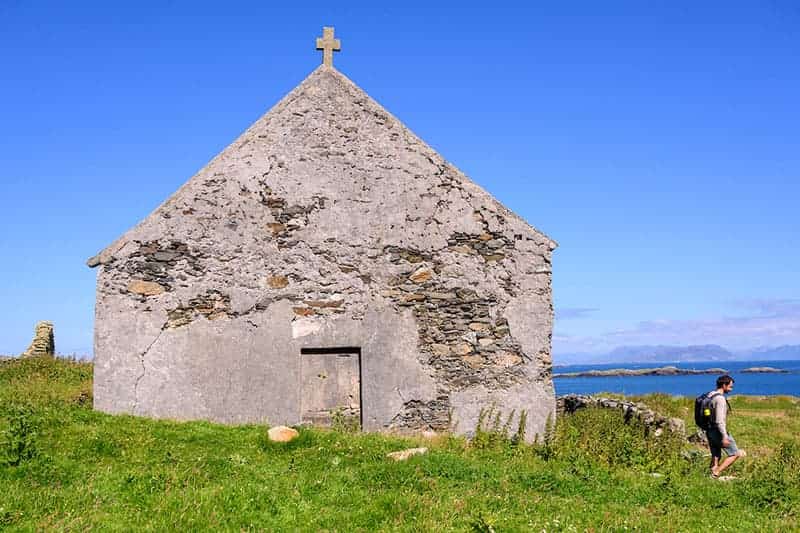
top-left (91, 65), bottom-right (557, 440)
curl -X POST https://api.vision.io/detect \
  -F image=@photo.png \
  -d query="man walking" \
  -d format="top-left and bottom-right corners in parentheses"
top-left (707, 374), bottom-right (746, 478)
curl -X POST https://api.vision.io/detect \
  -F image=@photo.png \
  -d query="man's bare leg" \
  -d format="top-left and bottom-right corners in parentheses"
top-left (712, 453), bottom-right (741, 476)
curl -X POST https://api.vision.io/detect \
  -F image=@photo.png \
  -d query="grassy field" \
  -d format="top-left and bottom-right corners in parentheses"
top-left (1, 358), bottom-right (798, 531)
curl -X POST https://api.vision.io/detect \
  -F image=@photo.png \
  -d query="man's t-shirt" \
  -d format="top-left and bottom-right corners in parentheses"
top-left (710, 393), bottom-right (728, 437)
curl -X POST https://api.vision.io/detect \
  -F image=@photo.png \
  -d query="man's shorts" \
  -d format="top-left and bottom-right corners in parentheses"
top-left (706, 427), bottom-right (739, 460)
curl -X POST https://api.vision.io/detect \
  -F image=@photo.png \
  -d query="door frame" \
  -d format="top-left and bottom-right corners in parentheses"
top-left (300, 346), bottom-right (363, 429)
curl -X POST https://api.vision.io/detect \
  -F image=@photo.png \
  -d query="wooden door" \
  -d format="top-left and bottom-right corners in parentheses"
top-left (300, 348), bottom-right (361, 428)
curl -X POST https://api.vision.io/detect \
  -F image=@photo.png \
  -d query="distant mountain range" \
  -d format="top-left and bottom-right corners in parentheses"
top-left (557, 344), bottom-right (800, 365)
top-left (745, 345), bottom-right (800, 360)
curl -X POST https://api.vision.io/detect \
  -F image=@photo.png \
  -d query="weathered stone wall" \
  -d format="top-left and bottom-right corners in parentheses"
top-left (21, 321), bottom-right (55, 358)
top-left (557, 395), bottom-right (686, 437)
top-left (90, 66), bottom-right (556, 440)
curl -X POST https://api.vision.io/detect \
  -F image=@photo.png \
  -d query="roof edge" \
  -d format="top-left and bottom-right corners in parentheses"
top-left (87, 64), bottom-right (557, 267)
top-left (86, 65), bottom-right (333, 268)
top-left (322, 67), bottom-right (558, 246)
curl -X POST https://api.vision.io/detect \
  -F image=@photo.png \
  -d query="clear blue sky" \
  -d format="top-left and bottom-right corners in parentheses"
top-left (1, 1), bottom-right (798, 360)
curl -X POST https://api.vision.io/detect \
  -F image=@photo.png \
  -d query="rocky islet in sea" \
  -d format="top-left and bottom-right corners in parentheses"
top-left (553, 365), bottom-right (789, 378)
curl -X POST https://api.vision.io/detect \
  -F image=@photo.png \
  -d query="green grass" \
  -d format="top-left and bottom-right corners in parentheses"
top-left (1, 358), bottom-right (798, 531)
top-left (619, 392), bottom-right (800, 454)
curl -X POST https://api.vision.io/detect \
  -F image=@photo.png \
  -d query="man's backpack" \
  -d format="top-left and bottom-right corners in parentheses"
top-left (694, 391), bottom-right (720, 430)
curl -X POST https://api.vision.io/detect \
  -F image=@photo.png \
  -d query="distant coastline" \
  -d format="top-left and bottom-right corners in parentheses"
top-left (553, 365), bottom-right (788, 378)
top-left (556, 344), bottom-right (800, 366)
top-left (552, 360), bottom-right (799, 396)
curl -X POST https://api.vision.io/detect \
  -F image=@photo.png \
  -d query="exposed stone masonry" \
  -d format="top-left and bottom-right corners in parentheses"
top-left (390, 396), bottom-right (451, 431)
top-left (448, 231), bottom-right (514, 263)
top-left (166, 290), bottom-right (232, 328)
top-left (112, 240), bottom-right (206, 297)
top-left (22, 321), bottom-right (55, 358)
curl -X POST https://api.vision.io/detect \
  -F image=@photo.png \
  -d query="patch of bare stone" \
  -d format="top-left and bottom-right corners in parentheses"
top-left (386, 447), bottom-right (428, 461)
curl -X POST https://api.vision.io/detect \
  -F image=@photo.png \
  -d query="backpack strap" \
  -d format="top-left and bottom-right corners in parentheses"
top-left (706, 391), bottom-right (721, 418)
top-left (707, 391), bottom-right (732, 418)
top-left (708, 391), bottom-right (729, 408)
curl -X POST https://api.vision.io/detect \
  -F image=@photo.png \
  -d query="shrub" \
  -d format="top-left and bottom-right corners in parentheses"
top-left (1, 403), bottom-right (40, 466)
top-left (532, 414), bottom-right (556, 460)
top-left (330, 408), bottom-right (360, 433)
top-left (550, 407), bottom-right (685, 472)
top-left (512, 410), bottom-right (527, 445)
top-left (472, 404), bottom-right (506, 449)
top-left (472, 405), bottom-right (530, 451)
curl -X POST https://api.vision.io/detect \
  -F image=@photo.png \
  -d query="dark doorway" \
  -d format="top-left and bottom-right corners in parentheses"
top-left (300, 347), bottom-right (362, 429)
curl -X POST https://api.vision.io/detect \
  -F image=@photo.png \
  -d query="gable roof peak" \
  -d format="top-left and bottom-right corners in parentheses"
top-left (87, 60), bottom-right (555, 267)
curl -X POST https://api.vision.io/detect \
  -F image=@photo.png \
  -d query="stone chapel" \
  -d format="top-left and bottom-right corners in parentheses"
top-left (88, 28), bottom-right (557, 440)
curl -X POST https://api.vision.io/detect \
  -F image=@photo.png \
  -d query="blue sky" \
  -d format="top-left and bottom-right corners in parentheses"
top-left (1, 1), bottom-right (798, 359)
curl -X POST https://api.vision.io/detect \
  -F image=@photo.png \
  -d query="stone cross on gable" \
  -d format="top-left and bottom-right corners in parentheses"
top-left (316, 26), bottom-right (341, 68)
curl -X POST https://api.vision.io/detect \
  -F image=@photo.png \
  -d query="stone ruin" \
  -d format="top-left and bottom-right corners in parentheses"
top-left (21, 321), bottom-right (55, 358)
top-left (557, 394), bottom-right (686, 438)
top-left (86, 38), bottom-right (558, 441)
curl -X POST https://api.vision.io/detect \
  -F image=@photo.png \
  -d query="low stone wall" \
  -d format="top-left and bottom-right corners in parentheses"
top-left (556, 394), bottom-right (686, 438)
top-left (687, 429), bottom-right (709, 445)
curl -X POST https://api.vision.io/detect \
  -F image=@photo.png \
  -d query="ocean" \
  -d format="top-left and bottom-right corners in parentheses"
top-left (552, 360), bottom-right (800, 397)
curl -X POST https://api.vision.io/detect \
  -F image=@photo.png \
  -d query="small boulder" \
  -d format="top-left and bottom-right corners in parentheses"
top-left (667, 417), bottom-right (686, 435)
top-left (386, 447), bottom-right (428, 461)
top-left (268, 426), bottom-right (299, 443)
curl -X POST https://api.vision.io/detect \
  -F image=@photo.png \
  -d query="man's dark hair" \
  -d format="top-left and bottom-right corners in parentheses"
top-left (716, 374), bottom-right (735, 388)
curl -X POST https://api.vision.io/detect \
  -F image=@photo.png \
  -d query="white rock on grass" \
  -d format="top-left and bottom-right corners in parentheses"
top-left (268, 426), bottom-right (299, 443)
top-left (386, 447), bottom-right (428, 461)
